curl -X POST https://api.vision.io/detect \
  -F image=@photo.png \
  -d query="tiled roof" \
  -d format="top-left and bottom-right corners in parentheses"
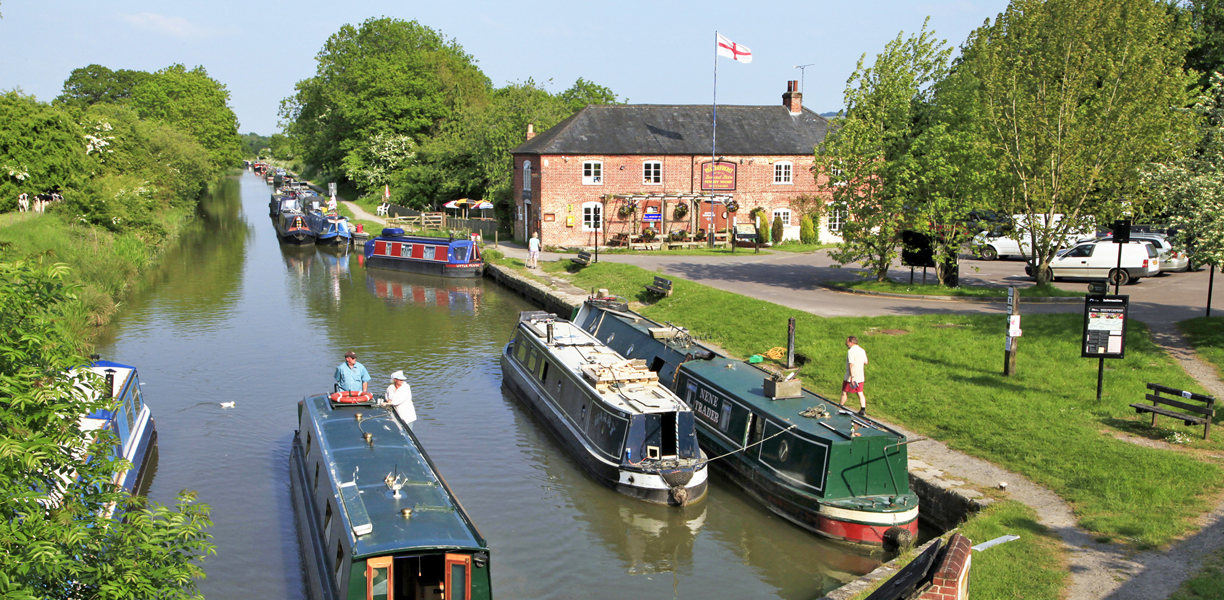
top-left (513, 104), bottom-right (828, 156)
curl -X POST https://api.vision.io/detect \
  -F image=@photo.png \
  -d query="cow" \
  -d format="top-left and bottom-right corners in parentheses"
top-left (17, 193), bottom-right (28, 212)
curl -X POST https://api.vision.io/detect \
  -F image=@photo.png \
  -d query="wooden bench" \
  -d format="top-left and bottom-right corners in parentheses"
top-left (571, 250), bottom-right (592, 266)
top-left (645, 276), bottom-right (673, 297)
top-left (1129, 383), bottom-right (1216, 439)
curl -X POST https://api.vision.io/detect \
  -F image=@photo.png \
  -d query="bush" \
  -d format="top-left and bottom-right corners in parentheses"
top-left (772, 215), bottom-right (784, 244)
top-left (750, 208), bottom-right (769, 244)
top-left (800, 214), bottom-right (816, 244)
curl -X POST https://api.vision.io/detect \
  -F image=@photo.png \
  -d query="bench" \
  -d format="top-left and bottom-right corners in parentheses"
top-left (1129, 383), bottom-right (1216, 439)
top-left (645, 276), bottom-right (673, 297)
top-left (572, 250), bottom-right (592, 267)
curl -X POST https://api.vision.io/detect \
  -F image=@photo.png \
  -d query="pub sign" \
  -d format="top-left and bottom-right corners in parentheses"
top-left (701, 161), bottom-right (737, 191)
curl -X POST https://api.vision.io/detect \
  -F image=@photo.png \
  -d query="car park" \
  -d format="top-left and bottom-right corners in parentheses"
top-left (974, 214), bottom-right (1095, 260)
top-left (1024, 240), bottom-right (1160, 285)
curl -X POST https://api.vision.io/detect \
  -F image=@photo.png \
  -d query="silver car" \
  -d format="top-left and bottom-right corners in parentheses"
top-left (1095, 234), bottom-right (1189, 272)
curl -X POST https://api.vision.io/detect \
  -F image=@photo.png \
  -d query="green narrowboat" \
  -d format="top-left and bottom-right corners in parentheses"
top-left (291, 394), bottom-right (492, 600)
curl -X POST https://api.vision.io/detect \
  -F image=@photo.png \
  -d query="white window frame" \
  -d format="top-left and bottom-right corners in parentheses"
top-left (772, 208), bottom-right (792, 227)
top-left (582, 202), bottom-right (603, 232)
top-left (828, 204), bottom-right (848, 232)
top-left (774, 161), bottom-right (793, 184)
top-left (642, 160), bottom-right (662, 185)
top-left (522, 160), bottom-right (532, 191)
top-left (582, 161), bottom-right (603, 185)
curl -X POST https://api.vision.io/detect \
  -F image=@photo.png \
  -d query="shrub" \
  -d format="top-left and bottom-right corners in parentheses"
top-left (751, 208), bottom-right (769, 244)
top-left (772, 215), bottom-right (784, 244)
top-left (800, 214), bottom-right (817, 244)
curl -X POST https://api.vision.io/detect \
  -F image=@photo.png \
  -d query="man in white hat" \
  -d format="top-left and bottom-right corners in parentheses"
top-left (383, 370), bottom-right (416, 429)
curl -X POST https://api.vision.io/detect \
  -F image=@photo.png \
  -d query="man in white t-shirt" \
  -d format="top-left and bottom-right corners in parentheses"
top-left (840, 336), bottom-right (869, 415)
top-left (383, 370), bottom-right (416, 430)
top-left (527, 232), bottom-right (540, 269)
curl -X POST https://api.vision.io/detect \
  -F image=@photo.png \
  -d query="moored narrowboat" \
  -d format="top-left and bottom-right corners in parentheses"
top-left (291, 393), bottom-right (492, 600)
top-left (276, 209), bottom-right (316, 245)
top-left (364, 229), bottom-right (482, 278)
top-left (574, 301), bottom-right (919, 547)
top-left (501, 310), bottom-right (708, 506)
top-left (76, 360), bottom-right (158, 498)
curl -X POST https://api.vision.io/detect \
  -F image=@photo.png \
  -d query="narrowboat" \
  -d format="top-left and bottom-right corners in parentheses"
top-left (364, 229), bottom-right (483, 278)
top-left (501, 310), bottom-right (709, 506)
top-left (276, 207), bottom-right (316, 245)
top-left (302, 200), bottom-right (353, 245)
top-left (271, 193), bottom-right (300, 217)
top-left (291, 393), bottom-right (492, 600)
top-left (574, 301), bottom-right (919, 547)
top-left (76, 360), bottom-right (158, 498)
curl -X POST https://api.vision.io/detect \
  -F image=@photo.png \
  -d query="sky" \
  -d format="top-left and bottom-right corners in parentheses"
top-left (0, 0), bottom-right (1011, 135)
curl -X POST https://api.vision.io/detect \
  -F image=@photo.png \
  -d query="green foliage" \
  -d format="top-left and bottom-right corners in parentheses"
top-left (128, 64), bottom-right (243, 169)
top-left (799, 214), bottom-right (816, 244)
top-left (0, 258), bottom-right (214, 599)
top-left (0, 91), bottom-right (90, 208)
top-left (280, 17), bottom-right (491, 182)
top-left (54, 64), bottom-right (152, 109)
top-left (771, 214), bottom-right (784, 244)
top-left (750, 207), bottom-right (769, 244)
top-left (959, 0), bottom-right (1196, 284)
top-left (1187, 0), bottom-right (1224, 91)
top-left (817, 19), bottom-right (952, 281)
top-left (1170, 546), bottom-right (1224, 600)
top-left (1143, 73), bottom-right (1224, 268)
top-left (240, 132), bottom-right (271, 158)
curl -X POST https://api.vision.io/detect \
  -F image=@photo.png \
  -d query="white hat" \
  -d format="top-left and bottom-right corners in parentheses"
top-left (390, 370), bottom-right (406, 381)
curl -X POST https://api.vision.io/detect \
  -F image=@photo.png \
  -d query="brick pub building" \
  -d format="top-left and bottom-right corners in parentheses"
top-left (510, 81), bottom-right (841, 248)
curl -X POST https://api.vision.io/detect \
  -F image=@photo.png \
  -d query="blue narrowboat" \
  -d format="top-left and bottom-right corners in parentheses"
top-left (77, 360), bottom-right (158, 497)
top-left (363, 229), bottom-right (483, 278)
top-left (291, 394), bottom-right (492, 600)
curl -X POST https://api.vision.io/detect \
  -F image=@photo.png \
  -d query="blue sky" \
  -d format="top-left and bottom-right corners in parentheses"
top-left (0, 0), bottom-right (1010, 134)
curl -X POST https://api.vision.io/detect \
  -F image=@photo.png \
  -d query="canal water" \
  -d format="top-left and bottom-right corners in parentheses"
top-left (95, 172), bottom-right (881, 600)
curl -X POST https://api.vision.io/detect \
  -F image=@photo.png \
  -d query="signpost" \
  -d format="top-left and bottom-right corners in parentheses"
top-left (1004, 287), bottom-right (1020, 376)
top-left (1083, 294), bottom-right (1129, 401)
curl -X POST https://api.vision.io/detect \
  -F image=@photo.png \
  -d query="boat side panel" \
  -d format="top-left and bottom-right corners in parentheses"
top-left (290, 427), bottom-right (340, 600)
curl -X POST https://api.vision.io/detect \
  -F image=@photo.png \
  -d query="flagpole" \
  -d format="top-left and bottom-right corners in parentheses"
top-left (710, 31), bottom-right (718, 249)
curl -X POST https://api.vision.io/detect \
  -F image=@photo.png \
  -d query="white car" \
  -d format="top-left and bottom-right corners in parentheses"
top-left (1026, 240), bottom-right (1160, 285)
top-left (974, 214), bottom-right (1095, 260)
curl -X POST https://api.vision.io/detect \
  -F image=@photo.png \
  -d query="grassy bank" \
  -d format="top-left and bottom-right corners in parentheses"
top-left (835, 279), bottom-right (1084, 298)
top-left (1172, 547), bottom-right (1224, 600)
top-left (1177, 317), bottom-right (1224, 378)
top-left (541, 261), bottom-right (1222, 548)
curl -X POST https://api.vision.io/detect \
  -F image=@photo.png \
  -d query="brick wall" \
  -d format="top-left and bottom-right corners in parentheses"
top-left (918, 533), bottom-right (973, 600)
top-left (513, 152), bottom-right (834, 247)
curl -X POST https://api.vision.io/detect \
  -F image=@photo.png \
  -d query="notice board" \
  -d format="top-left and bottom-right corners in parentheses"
top-left (1081, 295), bottom-right (1129, 359)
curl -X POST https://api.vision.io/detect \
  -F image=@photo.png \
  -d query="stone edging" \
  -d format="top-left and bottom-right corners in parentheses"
top-left (483, 264), bottom-right (586, 317)
top-left (818, 283), bottom-right (1083, 304)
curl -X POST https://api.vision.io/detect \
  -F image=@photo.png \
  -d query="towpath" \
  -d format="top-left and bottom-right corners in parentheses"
top-left (500, 244), bottom-right (1224, 600)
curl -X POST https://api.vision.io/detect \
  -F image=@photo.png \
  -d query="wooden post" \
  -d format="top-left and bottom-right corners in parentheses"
top-left (786, 317), bottom-right (796, 369)
top-left (1004, 286), bottom-right (1019, 376)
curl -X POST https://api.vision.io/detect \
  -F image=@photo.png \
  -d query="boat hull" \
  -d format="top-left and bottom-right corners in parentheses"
top-left (366, 255), bottom-right (482, 278)
top-left (500, 348), bottom-right (707, 506)
top-left (289, 435), bottom-right (340, 600)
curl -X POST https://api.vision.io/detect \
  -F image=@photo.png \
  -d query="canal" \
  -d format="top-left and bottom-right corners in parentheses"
top-left (95, 172), bottom-right (882, 600)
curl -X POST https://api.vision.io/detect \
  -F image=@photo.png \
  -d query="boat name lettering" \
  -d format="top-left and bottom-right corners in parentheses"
top-left (695, 387), bottom-right (721, 424)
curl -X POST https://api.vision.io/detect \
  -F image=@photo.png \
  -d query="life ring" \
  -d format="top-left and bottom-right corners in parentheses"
top-left (329, 391), bottom-right (372, 404)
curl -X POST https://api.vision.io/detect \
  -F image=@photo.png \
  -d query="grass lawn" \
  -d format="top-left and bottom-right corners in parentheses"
top-left (1177, 317), bottom-right (1224, 378)
top-left (549, 261), bottom-right (1224, 548)
top-left (836, 279), bottom-right (1085, 298)
top-left (767, 242), bottom-right (837, 253)
top-left (1171, 547), bottom-right (1224, 600)
top-left (333, 203), bottom-right (381, 234)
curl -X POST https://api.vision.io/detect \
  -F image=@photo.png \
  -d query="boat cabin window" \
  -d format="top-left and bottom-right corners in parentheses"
top-left (305, 430), bottom-right (312, 457)
top-left (539, 361), bottom-right (549, 383)
top-left (335, 545), bottom-right (345, 589)
top-left (450, 245), bottom-right (469, 263)
top-left (367, 556), bottom-right (393, 600)
top-left (514, 338), bottom-right (528, 361)
top-left (313, 462), bottom-right (320, 491)
top-left (324, 501), bottom-right (333, 539)
top-left (445, 554), bottom-right (471, 600)
top-left (131, 380), bottom-right (143, 414)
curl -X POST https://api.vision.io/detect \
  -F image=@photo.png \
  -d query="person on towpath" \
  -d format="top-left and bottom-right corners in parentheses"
top-left (840, 336), bottom-right (869, 416)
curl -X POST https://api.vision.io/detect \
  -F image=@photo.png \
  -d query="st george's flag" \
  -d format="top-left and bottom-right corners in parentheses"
top-left (716, 34), bottom-right (752, 63)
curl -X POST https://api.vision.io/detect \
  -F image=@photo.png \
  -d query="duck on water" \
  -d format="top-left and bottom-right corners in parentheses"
top-left (500, 310), bottom-right (708, 506)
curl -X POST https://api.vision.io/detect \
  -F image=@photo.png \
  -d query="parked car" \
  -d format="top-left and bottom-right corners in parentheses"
top-left (1094, 234), bottom-right (1189, 273)
top-left (974, 214), bottom-right (1095, 260)
top-left (1025, 240), bottom-right (1160, 285)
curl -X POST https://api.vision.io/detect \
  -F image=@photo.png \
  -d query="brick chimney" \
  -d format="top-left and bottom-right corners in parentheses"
top-left (526, 123), bottom-right (536, 141)
top-left (783, 80), bottom-right (802, 114)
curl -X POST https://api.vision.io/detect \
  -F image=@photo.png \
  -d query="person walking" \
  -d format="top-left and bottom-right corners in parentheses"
top-left (383, 370), bottom-right (416, 430)
top-left (840, 336), bottom-right (869, 415)
top-left (527, 232), bottom-right (540, 269)
top-left (334, 351), bottom-right (370, 394)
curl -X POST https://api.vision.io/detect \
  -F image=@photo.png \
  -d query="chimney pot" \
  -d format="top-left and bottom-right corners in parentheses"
top-left (782, 81), bottom-right (803, 114)
top-left (526, 123), bottom-right (536, 141)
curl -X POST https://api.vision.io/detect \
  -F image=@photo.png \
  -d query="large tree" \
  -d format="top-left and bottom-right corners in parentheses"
top-left (129, 65), bottom-right (243, 169)
top-left (54, 64), bottom-right (152, 109)
top-left (817, 19), bottom-right (952, 282)
top-left (1187, 0), bottom-right (1224, 89)
top-left (0, 91), bottom-right (90, 208)
top-left (0, 258), bottom-right (214, 599)
top-left (959, 0), bottom-right (1196, 285)
top-left (280, 17), bottom-right (491, 187)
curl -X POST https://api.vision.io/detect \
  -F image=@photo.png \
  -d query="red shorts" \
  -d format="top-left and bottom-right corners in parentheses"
top-left (842, 381), bottom-right (864, 393)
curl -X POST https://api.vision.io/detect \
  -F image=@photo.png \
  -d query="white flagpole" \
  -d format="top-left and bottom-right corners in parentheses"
top-left (710, 31), bottom-right (718, 248)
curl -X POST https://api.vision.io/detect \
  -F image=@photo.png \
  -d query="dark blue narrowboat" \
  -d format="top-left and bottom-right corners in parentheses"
top-left (363, 229), bottom-right (483, 278)
top-left (77, 360), bottom-right (158, 497)
top-left (291, 394), bottom-right (492, 600)
top-left (276, 207), bottom-right (316, 245)
top-left (306, 210), bottom-right (352, 245)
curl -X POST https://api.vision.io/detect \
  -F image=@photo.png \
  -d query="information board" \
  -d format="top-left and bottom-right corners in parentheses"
top-left (1081, 295), bottom-right (1129, 359)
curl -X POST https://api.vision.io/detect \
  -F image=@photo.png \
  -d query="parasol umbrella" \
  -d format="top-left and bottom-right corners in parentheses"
top-left (443, 198), bottom-right (478, 218)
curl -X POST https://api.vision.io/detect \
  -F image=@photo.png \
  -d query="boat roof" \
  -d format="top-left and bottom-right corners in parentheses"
top-left (517, 312), bottom-right (689, 415)
top-left (372, 233), bottom-right (470, 246)
top-left (301, 394), bottom-right (487, 558)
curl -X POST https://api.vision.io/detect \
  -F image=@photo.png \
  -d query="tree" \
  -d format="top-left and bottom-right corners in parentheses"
top-left (1187, 0), bottom-right (1224, 90)
top-left (54, 64), bottom-right (152, 109)
top-left (280, 17), bottom-right (491, 184)
top-left (0, 258), bottom-right (214, 599)
top-left (816, 20), bottom-right (952, 281)
top-left (0, 91), bottom-right (90, 209)
top-left (799, 214), bottom-right (817, 244)
top-left (129, 64), bottom-right (243, 169)
top-left (1144, 73), bottom-right (1224, 273)
top-left (958, 0), bottom-right (1196, 285)
top-left (771, 214), bottom-right (785, 244)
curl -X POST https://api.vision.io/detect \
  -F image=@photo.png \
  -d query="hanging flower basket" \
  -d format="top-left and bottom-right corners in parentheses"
top-left (726, 200), bottom-right (740, 213)
top-left (618, 203), bottom-right (636, 218)
top-left (673, 202), bottom-right (689, 220)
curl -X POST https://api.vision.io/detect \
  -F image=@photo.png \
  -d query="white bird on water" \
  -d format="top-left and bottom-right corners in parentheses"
top-left (220, 401), bottom-right (236, 409)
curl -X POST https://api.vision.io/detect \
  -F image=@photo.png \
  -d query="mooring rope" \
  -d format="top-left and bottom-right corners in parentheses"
top-left (700, 423), bottom-right (798, 465)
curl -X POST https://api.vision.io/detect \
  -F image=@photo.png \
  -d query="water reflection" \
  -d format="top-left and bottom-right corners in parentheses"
top-left (365, 268), bottom-right (483, 314)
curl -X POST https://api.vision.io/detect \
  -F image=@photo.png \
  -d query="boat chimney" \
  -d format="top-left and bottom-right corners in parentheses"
top-left (103, 368), bottom-right (116, 398)
top-left (546, 321), bottom-right (555, 345)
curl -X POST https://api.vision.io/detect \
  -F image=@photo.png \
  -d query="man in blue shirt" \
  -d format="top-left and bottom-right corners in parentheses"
top-left (334, 351), bottom-right (370, 393)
